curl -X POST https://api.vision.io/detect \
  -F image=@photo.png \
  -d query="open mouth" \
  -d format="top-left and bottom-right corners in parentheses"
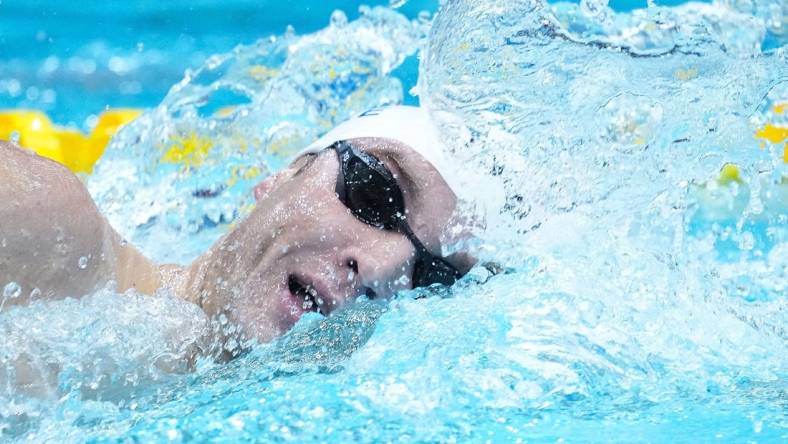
top-left (288, 275), bottom-right (323, 315)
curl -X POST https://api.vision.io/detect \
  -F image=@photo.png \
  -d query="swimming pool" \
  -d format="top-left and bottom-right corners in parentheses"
top-left (1, 0), bottom-right (786, 442)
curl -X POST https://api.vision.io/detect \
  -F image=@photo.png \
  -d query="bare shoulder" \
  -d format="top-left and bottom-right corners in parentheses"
top-left (0, 140), bottom-right (92, 207)
top-left (0, 141), bottom-right (117, 307)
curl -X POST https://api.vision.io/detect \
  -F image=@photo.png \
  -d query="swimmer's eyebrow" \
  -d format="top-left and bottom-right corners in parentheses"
top-left (293, 153), bottom-right (317, 176)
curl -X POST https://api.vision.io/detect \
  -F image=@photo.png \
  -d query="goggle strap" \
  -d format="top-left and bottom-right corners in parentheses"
top-left (399, 220), bottom-right (461, 281)
top-left (397, 220), bottom-right (429, 257)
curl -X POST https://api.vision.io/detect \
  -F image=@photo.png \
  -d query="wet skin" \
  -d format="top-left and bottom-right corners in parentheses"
top-left (0, 137), bottom-right (471, 347)
top-left (177, 137), bottom-right (471, 345)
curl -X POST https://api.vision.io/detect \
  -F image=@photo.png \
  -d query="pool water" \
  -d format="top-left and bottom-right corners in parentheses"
top-left (0, 0), bottom-right (438, 126)
top-left (1, 0), bottom-right (787, 442)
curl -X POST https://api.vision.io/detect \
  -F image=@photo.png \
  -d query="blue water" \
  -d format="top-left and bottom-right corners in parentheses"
top-left (0, 0), bottom-right (700, 127)
top-left (2, 1), bottom-right (787, 443)
top-left (0, 0), bottom-right (438, 126)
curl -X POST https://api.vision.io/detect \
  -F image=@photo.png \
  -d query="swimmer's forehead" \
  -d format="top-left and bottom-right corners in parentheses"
top-left (342, 137), bottom-right (453, 197)
top-left (347, 136), bottom-right (409, 157)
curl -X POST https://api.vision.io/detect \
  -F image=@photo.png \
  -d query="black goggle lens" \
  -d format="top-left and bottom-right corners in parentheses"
top-left (343, 153), bottom-right (405, 230)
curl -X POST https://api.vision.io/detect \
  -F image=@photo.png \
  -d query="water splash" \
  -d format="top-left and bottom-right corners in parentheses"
top-left (88, 6), bottom-right (428, 264)
top-left (2, 1), bottom-right (787, 442)
top-left (417, 0), bottom-right (787, 436)
top-left (0, 286), bottom-right (209, 437)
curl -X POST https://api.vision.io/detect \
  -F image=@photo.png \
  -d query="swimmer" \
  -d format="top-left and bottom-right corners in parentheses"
top-left (0, 106), bottom-right (473, 351)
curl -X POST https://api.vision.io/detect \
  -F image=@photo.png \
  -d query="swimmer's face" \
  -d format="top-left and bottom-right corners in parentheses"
top-left (201, 137), bottom-right (472, 343)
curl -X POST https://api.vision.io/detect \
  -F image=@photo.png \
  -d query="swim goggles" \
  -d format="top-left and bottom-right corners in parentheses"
top-left (330, 140), bottom-right (461, 288)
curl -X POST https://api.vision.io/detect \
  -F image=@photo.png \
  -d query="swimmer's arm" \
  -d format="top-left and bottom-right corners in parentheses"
top-left (0, 141), bottom-right (160, 307)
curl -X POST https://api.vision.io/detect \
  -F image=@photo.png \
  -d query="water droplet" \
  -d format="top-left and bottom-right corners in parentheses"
top-left (417, 11), bottom-right (431, 24)
top-left (3, 282), bottom-right (22, 299)
top-left (750, 197), bottom-right (764, 215)
top-left (78, 256), bottom-right (89, 269)
top-left (330, 10), bottom-right (348, 28)
top-left (580, 0), bottom-right (613, 24)
top-left (738, 232), bottom-right (755, 251)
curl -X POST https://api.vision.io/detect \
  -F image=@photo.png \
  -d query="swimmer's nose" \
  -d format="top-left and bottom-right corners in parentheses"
top-left (339, 238), bottom-right (414, 300)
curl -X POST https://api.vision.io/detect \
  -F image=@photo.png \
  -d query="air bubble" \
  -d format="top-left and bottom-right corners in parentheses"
top-left (738, 232), bottom-right (755, 251)
top-left (750, 197), bottom-right (764, 215)
top-left (330, 10), bottom-right (348, 28)
top-left (78, 256), bottom-right (89, 269)
top-left (3, 282), bottom-right (22, 299)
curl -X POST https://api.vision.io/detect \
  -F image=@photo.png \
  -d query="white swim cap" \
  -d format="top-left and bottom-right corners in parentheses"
top-left (295, 105), bottom-right (461, 196)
